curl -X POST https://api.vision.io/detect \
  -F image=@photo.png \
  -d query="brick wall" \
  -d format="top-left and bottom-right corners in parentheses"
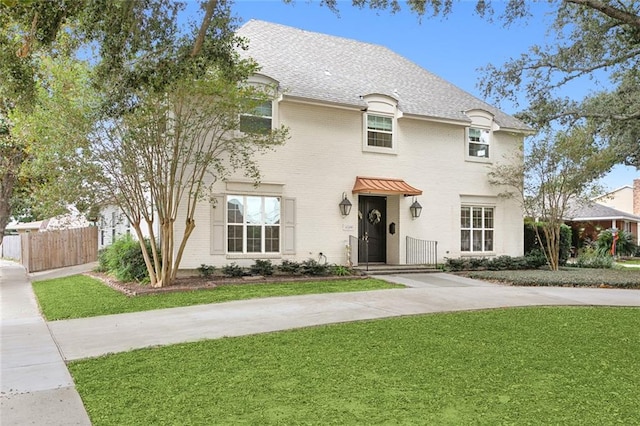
top-left (634, 179), bottom-right (640, 216)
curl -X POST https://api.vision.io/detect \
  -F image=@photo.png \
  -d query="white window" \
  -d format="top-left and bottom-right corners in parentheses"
top-left (461, 206), bottom-right (494, 252)
top-left (366, 114), bottom-right (393, 148)
top-left (468, 127), bottom-right (490, 158)
top-left (227, 195), bottom-right (280, 253)
top-left (240, 101), bottom-right (272, 134)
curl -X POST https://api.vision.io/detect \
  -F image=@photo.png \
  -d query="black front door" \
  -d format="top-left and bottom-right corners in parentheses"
top-left (358, 196), bottom-right (387, 263)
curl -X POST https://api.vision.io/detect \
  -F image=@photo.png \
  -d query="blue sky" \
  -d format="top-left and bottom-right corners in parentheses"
top-left (209, 0), bottom-right (637, 191)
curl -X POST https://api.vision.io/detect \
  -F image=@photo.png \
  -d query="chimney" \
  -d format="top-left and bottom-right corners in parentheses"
top-left (635, 178), bottom-right (640, 216)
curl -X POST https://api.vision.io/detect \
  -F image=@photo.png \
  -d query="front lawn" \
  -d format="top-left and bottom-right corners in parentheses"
top-left (68, 307), bottom-right (640, 425)
top-left (32, 275), bottom-right (402, 321)
top-left (465, 267), bottom-right (640, 288)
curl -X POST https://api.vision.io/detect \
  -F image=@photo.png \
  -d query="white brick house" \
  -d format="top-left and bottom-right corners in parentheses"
top-left (175, 20), bottom-right (530, 269)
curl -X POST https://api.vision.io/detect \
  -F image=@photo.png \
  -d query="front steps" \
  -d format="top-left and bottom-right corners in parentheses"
top-left (354, 264), bottom-right (441, 276)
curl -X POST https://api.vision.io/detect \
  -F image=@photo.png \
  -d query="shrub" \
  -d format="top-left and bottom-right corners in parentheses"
top-left (331, 265), bottom-right (353, 276)
top-left (278, 260), bottom-right (301, 275)
top-left (444, 258), bottom-right (468, 272)
top-left (197, 264), bottom-right (216, 278)
top-left (574, 247), bottom-right (614, 269)
top-left (96, 248), bottom-right (109, 272)
top-left (222, 262), bottom-right (246, 278)
top-left (300, 259), bottom-right (330, 276)
top-left (250, 259), bottom-right (274, 276)
top-left (487, 255), bottom-right (514, 271)
top-left (524, 249), bottom-right (548, 269)
top-left (446, 255), bottom-right (544, 272)
top-left (468, 257), bottom-right (489, 270)
top-left (596, 229), bottom-right (638, 257)
top-left (101, 234), bottom-right (154, 283)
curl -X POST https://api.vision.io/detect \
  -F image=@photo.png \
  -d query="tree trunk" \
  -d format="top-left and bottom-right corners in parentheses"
top-left (171, 218), bottom-right (195, 282)
top-left (0, 148), bottom-right (23, 241)
top-left (130, 221), bottom-right (158, 287)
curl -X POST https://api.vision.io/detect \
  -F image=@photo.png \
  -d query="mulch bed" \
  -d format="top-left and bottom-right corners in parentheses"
top-left (85, 271), bottom-right (366, 296)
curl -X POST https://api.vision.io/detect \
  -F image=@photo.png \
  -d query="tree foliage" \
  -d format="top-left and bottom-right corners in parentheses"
top-left (1, 1), bottom-right (91, 236)
top-left (0, 0), bottom-right (242, 240)
top-left (489, 126), bottom-right (615, 270)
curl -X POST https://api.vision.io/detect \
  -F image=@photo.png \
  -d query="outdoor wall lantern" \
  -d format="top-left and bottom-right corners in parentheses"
top-left (409, 197), bottom-right (422, 219)
top-left (339, 192), bottom-right (353, 216)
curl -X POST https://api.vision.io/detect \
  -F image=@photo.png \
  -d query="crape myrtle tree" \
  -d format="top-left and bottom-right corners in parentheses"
top-left (94, 71), bottom-right (288, 288)
top-left (89, 0), bottom-right (289, 287)
top-left (488, 125), bottom-right (615, 270)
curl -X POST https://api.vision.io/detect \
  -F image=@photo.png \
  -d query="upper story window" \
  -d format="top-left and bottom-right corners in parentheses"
top-left (239, 101), bottom-right (272, 134)
top-left (468, 127), bottom-right (490, 158)
top-left (367, 114), bottom-right (393, 148)
top-left (362, 94), bottom-right (399, 154)
top-left (464, 109), bottom-right (495, 162)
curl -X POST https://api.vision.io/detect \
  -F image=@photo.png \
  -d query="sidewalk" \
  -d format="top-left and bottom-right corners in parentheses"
top-left (0, 260), bottom-right (91, 425)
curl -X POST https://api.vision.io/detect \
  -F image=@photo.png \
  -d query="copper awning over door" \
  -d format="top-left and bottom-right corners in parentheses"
top-left (352, 176), bottom-right (422, 196)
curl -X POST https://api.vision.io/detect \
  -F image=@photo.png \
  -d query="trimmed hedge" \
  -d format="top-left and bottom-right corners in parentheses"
top-left (444, 254), bottom-right (546, 272)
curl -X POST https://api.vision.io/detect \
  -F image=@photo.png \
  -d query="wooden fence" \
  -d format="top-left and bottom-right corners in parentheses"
top-left (20, 227), bottom-right (98, 273)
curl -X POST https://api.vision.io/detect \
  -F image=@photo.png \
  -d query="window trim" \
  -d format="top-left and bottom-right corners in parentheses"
top-left (460, 206), bottom-right (495, 253)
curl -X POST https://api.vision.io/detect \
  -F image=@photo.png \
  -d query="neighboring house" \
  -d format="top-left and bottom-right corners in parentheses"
top-left (97, 204), bottom-right (159, 249)
top-left (5, 211), bottom-right (90, 235)
top-left (174, 20), bottom-right (531, 269)
top-left (97, 205), bottom-right (131, 249)
top-left (566, 179), bottom-right (640, 247)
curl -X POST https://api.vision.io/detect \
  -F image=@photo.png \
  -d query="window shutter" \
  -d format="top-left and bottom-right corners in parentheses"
top-left (210, 195), bottom-right (225, 255)
top-left (282, 197), bottom-right (296, 254)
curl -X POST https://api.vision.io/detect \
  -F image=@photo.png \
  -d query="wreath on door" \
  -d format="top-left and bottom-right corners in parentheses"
top-left (368, 208), bottom-right (382, 225)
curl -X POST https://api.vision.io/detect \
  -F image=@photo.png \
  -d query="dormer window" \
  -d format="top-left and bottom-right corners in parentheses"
top-left (362, 94), bottom-right (398, 154)
top-left (468, 127), bottom-right (490, 158)
top-left (240, 100), bottom-right (272, 134)
top-left (367, 114), bottom-right (393, 148)
top-left (464, 109), bottom-right (495, 162)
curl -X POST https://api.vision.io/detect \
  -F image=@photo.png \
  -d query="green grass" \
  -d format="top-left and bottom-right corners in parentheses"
top-left (68, 307), bottom-right (640, 425)
top-left (617, 259), bottom-right (640, 265)
top-left (466, 267), bottom-right (640, 288)
top-left (32, 275), bottom-right (402, 320)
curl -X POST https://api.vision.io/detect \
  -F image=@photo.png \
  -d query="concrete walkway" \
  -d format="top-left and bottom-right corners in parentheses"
top-left (1, 261), bottom-right (639, 425)
top-left (0, 260), bottom-right (91, 426)
top-left (48, 273), bottom-right (640, 361)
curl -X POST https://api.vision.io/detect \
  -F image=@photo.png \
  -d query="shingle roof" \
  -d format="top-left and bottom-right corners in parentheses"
top-left (237, 20), bottom-right (530, 131)
top-left (567, 202), bottom-right (640, 221)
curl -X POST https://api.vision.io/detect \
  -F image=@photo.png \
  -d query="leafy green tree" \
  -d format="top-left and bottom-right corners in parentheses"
top-left (1, 0), bottom-right (85, 237)
top-left (0, 0), bottom-right (236, 240)
top-left (8, 54), bottom-right (101, 221)
top-left (489, 125), bottom-right (615, 270)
